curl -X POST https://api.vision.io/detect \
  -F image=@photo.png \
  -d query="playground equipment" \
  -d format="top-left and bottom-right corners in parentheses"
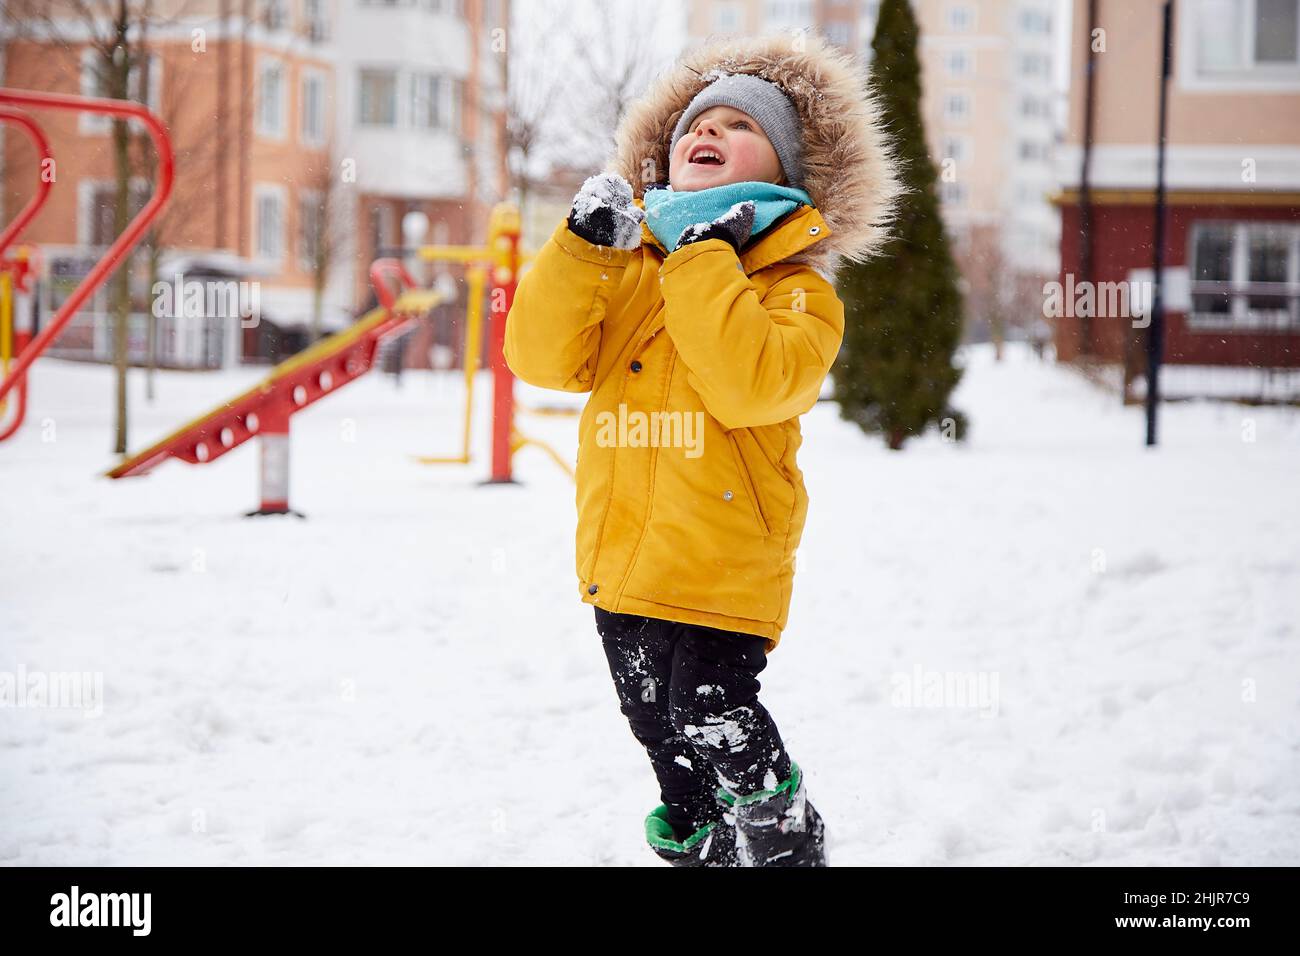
top-left (0, 88), bottom-right (174, 442)
top-left (106, 262), bottom-right (440, 515)
top-left (0, 85), bottom-right (575, 501)
top-left (411, 203), bottom-right (575, 482)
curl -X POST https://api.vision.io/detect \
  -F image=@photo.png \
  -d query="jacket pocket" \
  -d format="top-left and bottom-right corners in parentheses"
top-left (726, 431), bottom-right (771, 537)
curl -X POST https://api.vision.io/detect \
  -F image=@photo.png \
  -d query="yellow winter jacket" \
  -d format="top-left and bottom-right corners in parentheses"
top-left (504, 198), bottom-right (843, 650)
top-left (504, 31), bottom-right (901, 650)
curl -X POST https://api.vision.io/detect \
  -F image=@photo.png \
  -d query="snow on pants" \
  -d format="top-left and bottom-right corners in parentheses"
top-left (594, 606), bottom-right (794, 840)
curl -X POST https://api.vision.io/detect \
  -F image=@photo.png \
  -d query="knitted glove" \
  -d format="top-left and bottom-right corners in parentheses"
top-left (566, 172), bottom-right (646, 250)
top-left (676, 200), bottom-right (756, 254)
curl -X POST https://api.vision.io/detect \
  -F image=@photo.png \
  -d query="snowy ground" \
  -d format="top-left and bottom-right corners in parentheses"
top-left (2, 342), bottom-right (1298, 866)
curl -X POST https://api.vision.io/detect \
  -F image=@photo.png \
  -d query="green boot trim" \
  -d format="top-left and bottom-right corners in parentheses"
top-left (644, 804), bottom-right (718, 853)
top-left (716, 761), bottom-right (802, 808)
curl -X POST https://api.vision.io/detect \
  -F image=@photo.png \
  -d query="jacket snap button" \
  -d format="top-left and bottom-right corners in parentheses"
top-left (600, 272), bottom-right (609, 280)
top-left (587, 584), bottom-right (599, 595)
top-left (630, 360), bottom-right (642, 373)
top-left (809, 226), bottom-right (820, 235)
top-left (723, 490), bottom-right (734, 501)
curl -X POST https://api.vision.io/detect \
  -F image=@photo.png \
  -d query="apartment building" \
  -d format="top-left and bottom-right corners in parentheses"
top-left (687, 0), bottom-right (1065, 338)
top-left (0, 0), bottom-right (508, 369)
top-left (1054, 0), bottom-right (1300, 371)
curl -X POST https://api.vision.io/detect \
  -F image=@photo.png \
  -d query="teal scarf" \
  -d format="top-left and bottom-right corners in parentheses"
top-left (643, 181), bottom-right (815, 252)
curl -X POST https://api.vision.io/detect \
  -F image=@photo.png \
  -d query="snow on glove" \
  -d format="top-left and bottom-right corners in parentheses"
top-left (566, 172), bottom-right (646, 250)
top-left (675, 200), bottom-right (756, 254)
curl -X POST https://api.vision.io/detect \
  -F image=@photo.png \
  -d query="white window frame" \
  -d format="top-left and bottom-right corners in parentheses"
top-left (358, 67), bottom-right (399, 127)
top-left (941, 134), bottom-right (969, 163)
top-left (79, 47), bottom-right (162, 136)
top-left (1180, 0), bottom-right (1300, 90)
top-left (715, 0), bottom-right (741, 32)
top-left (1188, 220), bottom-right (1300, 330)
top-left (946, 3), bottom-right (975, 32)
top-left (410, 72), bottom-right (440, 131)
top-left (256, 57), bottom-right (288, 140)
top-left (300, 67), bottom-right (328, 147)
top-left (942, 90), bottom-right (971, 123)
top-left (940, 181), bottom-right (967, 206)
top-left (76, 176), bottom-right (151, 248)
top-left (253, 183), bottom-right (288, 263)
top-left (945, 48), bottom-right (972, 77)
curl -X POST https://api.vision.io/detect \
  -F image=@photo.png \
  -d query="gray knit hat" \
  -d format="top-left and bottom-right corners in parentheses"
top-left (670, 72), bottom-right (804, 188)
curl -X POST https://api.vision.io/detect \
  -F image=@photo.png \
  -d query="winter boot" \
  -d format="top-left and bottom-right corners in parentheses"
top-left (717, 761), bottom-right (827, 867)
top-left (644, 804), bottom-right (738, 867)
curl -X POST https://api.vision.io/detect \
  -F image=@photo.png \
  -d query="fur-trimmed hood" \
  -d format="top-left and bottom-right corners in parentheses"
top-left (611, 32), bottom-right (902, 280)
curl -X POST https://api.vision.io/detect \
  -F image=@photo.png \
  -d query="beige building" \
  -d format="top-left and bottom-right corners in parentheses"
top-left (686, 0), bottom-right (1065, 338)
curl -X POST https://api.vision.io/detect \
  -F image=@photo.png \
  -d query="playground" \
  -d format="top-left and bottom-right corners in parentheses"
top-left (2, 88), bottom-right (1299, 867)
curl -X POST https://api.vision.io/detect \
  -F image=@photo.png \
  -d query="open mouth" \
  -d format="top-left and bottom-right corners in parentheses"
top-left (688, 146), bottom-right (726, 166)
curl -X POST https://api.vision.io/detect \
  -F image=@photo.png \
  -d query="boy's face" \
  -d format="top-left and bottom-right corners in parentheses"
top-left (669, 105), bottom-right (785, 192)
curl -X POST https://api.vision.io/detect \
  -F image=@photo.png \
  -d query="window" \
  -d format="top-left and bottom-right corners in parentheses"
top-left (942, 91), bottom-right (970, 122)
top-left (1018, 140), bottom-right (1047, 161)
top-left (359, 69), bottom-right (398, 126)
top-left (1193, 0), bottom-right (1300, 75)
top-left (262, 0), bottom-right (288, 30)
top-left (301, 71), bottom-right (327, 145)
top-left (945, 49), bottom-right (972, 76)
top-left (825, 22), bottom-right (851, 47)
top-left (1019, 8), bottom-right (1052, 33)
top-left (941, 135), bottom-right (969, 162)
top-left (369, 203), bottom-right (394, 257)
top-left (257, 59), bottom-right (286, 138)
top-left (715, 1), bottom-right (741, 31)
top-left (84, 181), bottom-right (149, 247)
top-left (1189, 221), bottom-right (1300, 329)
top-left (255, 186), bottom-right (286, 260)
top-left (448, 78), bottom-right (464, 134)
top-left (79, 49), bottom-right (161, 134)
top-left (298, 190), bottom-right (323, 272)
top-left (1021, 95), bottom-right (1048, 118)
top-left (304, 0), bottom-right (330, 42)
top-left (940, 181), bottom-right (966, 205)
top-left (411, 73), bottom-right (441, 130)
top-left (766, 0), bottom-right (815, 23)
top-left (947, 4), bottom-right (974, 31)
top-left (1019, 53), bottom-right (1050, 77)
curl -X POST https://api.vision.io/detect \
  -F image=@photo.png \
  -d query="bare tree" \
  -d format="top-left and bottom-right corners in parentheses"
top-left (299, 142), bottom-right (352, 344)
top-left (503, 0), bottom-right (669, 211)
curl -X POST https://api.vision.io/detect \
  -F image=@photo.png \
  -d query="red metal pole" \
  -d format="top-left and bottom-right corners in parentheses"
top-left (488, 229), bottom-right (519, 483)
top-left (0, 88), bottom-right (175, 414)
top-left (0, 108), bottom-right (54, 257)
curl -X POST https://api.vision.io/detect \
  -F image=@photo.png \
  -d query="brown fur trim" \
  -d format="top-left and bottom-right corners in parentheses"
top-left (610, 32), bottom-right (904, 279)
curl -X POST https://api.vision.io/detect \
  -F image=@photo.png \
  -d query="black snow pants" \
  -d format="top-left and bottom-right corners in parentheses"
top-left (594, 606), bottom-right (794, 840)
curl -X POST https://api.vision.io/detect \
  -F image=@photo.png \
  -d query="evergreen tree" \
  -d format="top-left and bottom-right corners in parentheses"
top-left (833, 0), bottom-right (967, 450)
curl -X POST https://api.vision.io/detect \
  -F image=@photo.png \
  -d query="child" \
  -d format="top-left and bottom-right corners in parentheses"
top-left (504, 34), bottom-right (899, 866)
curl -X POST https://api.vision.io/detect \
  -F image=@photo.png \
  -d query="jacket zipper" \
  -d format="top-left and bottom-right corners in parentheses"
top-left (726, 431), bottom-right (770, 537)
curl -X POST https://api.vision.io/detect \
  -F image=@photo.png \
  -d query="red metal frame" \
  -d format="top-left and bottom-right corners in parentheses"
top-left (0, 108), bottom-right (54, 257)
top-left (369, 258), bottom-right (417, 310)
top-left (0, 108), bottom-right (55, 440)
top-left (0, 88), bottom-right (175, 441)
top-left (489, 231), bottom-right (521, 482)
